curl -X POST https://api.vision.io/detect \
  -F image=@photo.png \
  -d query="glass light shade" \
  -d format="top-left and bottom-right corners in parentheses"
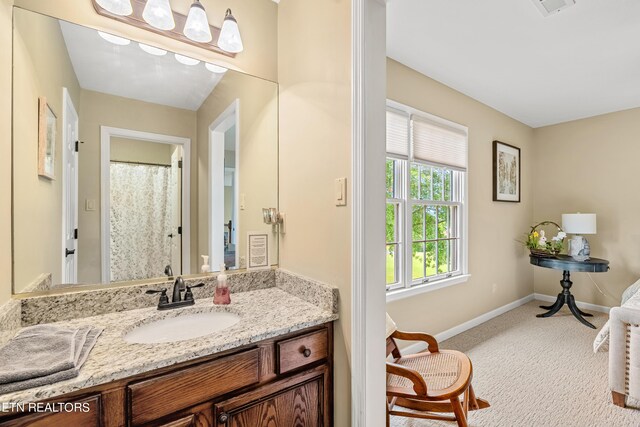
top-left (98, 31), bottom-right (131, 46)
top-left (184, 0), bottom-right (212, 43)
top-left (175, 54), bottom-right (200, 66)
top-left (205, 63), bottom-right (227, 74)
top-left (139, 43), bottom-right (167, 56)
top-left (217, 9), bottom-right (243, 53)
top-left (96, 0), bottom-right (133, 16)
top-left (142, 0), bottom-right (175, 30)
top-left (562, 213), bottom-right (597, 234)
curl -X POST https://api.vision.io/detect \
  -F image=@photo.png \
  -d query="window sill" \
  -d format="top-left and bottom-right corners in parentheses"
top-left (386, 274), bottom-right (471, 303)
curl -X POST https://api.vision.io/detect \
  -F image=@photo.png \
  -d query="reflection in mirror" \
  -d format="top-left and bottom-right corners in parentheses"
top-left (12, 9), bottom-right (278, 295)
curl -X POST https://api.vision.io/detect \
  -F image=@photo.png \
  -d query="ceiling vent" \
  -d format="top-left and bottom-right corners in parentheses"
top-left (532, 0), bottom-right (576, 17)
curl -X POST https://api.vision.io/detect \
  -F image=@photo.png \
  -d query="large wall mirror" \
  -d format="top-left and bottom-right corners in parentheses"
top-left (12, 8), bottom-right (278, 295)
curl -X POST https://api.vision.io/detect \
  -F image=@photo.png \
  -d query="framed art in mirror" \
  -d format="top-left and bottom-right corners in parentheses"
top-left (38, 96), bottom-right (56, 180)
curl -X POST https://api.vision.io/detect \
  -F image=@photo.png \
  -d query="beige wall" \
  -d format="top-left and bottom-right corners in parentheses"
top-left (196, 71), bottom-right (278, 269)
top-left (532, 108), bottom-right (640, 306)
top-left (13, 0), bottom-right (278, 82)
top-left (386, 59), bottom-right (535, 339)
top-left (277, 0), bottom-right (352, 424)
top-left (77, 90), bottom-right (197, 284)
top-left (12, 8), bottom-right (81, 293)
top-left (110, 138), bottom-right (173, 165)
top-left (0, 0), bottom-right (12, 305)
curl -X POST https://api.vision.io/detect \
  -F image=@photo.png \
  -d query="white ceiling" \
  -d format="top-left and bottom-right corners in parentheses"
top-left (387, 0), bottom-right (640, 128)
top-left (60, 21), bottom-right (223, 111)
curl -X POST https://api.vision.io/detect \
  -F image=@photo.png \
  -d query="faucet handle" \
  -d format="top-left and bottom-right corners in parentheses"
top-left (146, 288), bottom-right (169, 305)
top-left (184, 283), bottom-right (205, 301)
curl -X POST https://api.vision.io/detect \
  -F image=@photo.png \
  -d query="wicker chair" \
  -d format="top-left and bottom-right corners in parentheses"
top-left (386, 313), bottom-right (490, 427)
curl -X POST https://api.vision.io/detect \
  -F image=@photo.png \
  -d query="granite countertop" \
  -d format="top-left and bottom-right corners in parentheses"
top-left (0, 287), bottom-right (338, 405)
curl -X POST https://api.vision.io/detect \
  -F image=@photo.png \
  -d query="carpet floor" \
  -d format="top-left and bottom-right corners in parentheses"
top-left (390, 300), bottom-right (640, 427)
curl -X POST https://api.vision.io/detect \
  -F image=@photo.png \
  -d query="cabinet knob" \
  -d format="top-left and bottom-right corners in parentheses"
top-left (302, 347), bottom-right (311, 358)
top-left (218, 412), bottom-right (229, 424)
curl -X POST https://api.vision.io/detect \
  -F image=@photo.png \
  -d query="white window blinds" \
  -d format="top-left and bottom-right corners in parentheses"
top-left (411, 115), bottom-right (467, 171)
top-left (386, 108), bottom-right (409, 158)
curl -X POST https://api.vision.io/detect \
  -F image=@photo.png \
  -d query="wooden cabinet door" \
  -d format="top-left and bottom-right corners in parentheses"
top-left (214, 372), bottom-right (326, 427)
top-left (0, 395), bottom-right (101, 427)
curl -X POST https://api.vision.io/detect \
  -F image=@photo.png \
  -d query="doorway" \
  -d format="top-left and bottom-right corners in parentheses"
top-left (100, 127), bottom-right (190, 282)
top-left (209, 100), bottom-right (240, 271)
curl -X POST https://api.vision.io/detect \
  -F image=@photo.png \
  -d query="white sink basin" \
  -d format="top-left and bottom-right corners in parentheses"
top-left (124, 311), bottom-right (240, 344)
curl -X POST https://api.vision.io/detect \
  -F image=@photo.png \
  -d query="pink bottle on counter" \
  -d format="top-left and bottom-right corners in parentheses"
top-left (213, 264), bottom-right (231, 305)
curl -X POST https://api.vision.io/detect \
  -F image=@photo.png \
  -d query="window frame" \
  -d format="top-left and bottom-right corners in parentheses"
top-left (386, 100), bottom-right (470, 301)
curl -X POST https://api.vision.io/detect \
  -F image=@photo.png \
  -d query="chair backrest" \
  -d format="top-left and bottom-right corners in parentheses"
top-left (386, 313), bottom-right (401, 359)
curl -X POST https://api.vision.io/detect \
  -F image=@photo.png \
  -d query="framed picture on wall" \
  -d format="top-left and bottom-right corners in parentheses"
top-left (38, 96), bottom-right (56, 180)
top-left (492, 140), bottom-right (520, 202)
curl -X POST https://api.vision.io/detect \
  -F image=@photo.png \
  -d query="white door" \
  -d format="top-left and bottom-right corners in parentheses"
top-left (170, 146), bottom-right (183, 274)
top-left (62, 88), bottom-right (79, 284)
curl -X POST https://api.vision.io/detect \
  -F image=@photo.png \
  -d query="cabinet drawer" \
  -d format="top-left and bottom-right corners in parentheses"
top-left (128, 348), bottom-right (259, 425)
top-left (277, 329), bottom-right (328, 374)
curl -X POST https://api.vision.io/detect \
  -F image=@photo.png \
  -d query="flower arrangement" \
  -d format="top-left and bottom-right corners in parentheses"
top-left (525, 221), bottom-right (566, 257)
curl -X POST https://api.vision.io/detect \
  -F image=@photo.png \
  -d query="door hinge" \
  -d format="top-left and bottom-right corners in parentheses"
top-left (74, 228), bottom-right (78, 239)
top-left (178, 160), bottom-right (183, 168)
top-left (178, 226), bottom-right (182, 235)
top-left (75, 141), bottom-right (79, 152)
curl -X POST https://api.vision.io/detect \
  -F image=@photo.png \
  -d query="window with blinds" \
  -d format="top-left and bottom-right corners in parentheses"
top-left (385, 102), bottom-right (468, 295)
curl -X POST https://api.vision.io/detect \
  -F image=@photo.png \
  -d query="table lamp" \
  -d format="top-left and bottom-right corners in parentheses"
top-left (561, 213), bottom-right (596, 261)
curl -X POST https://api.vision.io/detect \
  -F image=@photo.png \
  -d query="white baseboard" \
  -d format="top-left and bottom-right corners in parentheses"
top-left (533, 293), bottom-right (611, 314)
top-left (402, 294), bottom-right (535, 355)
top-left (400, 292), bottom-right (613, 355)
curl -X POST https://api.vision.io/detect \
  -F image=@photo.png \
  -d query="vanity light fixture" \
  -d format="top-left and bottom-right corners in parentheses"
top-left (174, 53), bottom-right (200, 66)
top-left (139, 42), bottom-right (167, 56)
top-left (98, 31), bottom-right (131, 46)
top-left (205, 62), bottom-right (227, 73)
top-left (218, 9), bottom-right (243, 53)
top-left (184, 0), bottom-right (212, 43)
top-left (92, 0), bottom-right (239, 57)
top-left (95, 0), bottom-right (132, 16)
top-left (142, 0), bottom-right (175, 30)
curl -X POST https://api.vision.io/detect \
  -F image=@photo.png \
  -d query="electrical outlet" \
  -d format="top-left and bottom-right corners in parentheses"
top-left (492, 283), bottom-right (498, 294)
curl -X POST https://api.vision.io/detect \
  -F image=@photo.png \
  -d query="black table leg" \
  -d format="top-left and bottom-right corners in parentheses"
top-left (536, 270), bottom-right (596, 329)
top-left (537, 293), bottom-right (564, 317)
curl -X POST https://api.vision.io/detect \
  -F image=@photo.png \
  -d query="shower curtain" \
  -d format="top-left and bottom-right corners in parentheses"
top-left (110, 163), bottom-right (172, 282)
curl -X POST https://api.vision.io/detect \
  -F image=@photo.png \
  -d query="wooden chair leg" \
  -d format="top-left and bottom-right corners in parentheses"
top-left (463, 387), bottom-right (470, 417)
top-left (450, 397), bottom-right (468, 427)
top-left (468, 384), bottom-right (479, 410)
top-left (612, 391), bottom-right (626, 408)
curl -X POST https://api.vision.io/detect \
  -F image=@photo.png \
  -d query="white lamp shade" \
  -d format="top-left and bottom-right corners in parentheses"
top-left (184, 1), bottom-right (212, 43)
top-left (96, 0), bottom-right (132, 16)
top-left (143, 0), bottom-right (175, 30)
top-left (205, 62), bottom-right (227, 73)
top-left (139, 43), bottom-right (167, 56)
top-left (174, 54), bottom-right (200, 66)
top-left (218, 9), bottom-right (243, 53)
top-left (98, 31), bottom-right (131, 46)
top-left (562, 213), bottom-right (597, 234)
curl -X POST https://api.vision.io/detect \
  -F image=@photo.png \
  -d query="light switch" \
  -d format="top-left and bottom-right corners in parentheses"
top-left (335, 178), bottom-right (347, 206)
top-left (240, 193), bottom-right (246, 210)
top-left (85, 199), bottom-right (96, 211)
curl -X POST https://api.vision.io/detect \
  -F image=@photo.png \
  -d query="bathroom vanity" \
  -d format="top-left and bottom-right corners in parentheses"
top-left (0, 323), bottom-right (333, 426)
top-left (0, 271), bottom-right (338, 426)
